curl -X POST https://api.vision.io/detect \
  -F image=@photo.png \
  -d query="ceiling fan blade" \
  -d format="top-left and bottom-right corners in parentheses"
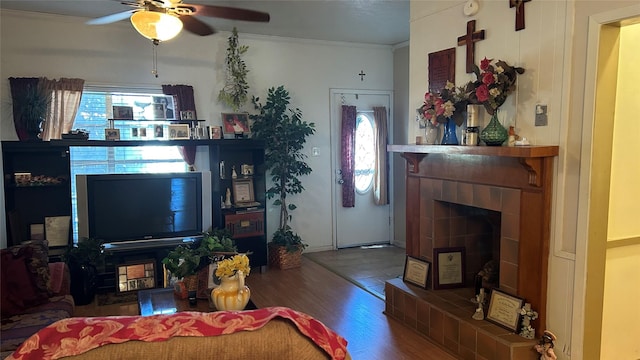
top-left (180, 15), bottom-right (216, 36)
top-left (182, 4), bottom-right (270, 22)
top-left (86, 9), bottom-right (137, 25)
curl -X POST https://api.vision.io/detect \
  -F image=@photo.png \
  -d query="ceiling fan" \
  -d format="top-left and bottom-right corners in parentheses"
top-left (87, 0), bottom-right (270, 42)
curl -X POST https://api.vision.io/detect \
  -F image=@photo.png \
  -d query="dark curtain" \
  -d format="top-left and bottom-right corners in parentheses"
top-left (9, 77), bottom-right (42, 141)
top-left (341, 105), bottom-right (356, 207)
top-left (163, 84), bottom-right (197, 169)
top-left (162, 84), bottom-right (197, 119)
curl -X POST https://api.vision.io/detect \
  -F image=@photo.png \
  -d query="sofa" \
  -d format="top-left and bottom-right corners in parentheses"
top-left (6, 307), bottom-right (350, 360)
top-left (1, 241), bottom-right (74, 359)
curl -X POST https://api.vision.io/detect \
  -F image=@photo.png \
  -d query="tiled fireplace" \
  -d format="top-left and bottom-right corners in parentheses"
top-left (386, 145), bottom-right (558, 360)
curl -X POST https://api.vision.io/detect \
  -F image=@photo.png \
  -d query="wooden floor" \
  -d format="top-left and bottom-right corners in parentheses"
top-left (304, 245), bottom-right (406, 300)
top-left (75, 257), bottom-right (455, 360)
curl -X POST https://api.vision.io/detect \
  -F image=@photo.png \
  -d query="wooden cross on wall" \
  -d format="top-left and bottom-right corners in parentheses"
top-left (457, 20), bottom-right (485, 73)
top-left (510, 0), bottom-right (531, 31)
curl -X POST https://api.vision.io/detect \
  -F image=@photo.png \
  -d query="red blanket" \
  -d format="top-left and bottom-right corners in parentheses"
top-left (8, 307), bottom-right (348, 360)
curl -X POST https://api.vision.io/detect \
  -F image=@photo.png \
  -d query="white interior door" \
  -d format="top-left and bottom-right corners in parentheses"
top-left (330, 89), bottom-right (392, 248)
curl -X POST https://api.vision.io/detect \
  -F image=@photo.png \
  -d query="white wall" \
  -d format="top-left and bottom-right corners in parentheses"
top-left (0, 9), bottom-right (395, 251)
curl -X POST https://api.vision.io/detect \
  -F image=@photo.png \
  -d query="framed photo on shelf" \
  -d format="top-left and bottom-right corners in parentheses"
top-left (154, 125), bottom-right (164, 138)
top-left (180, 110), bottom-right (196, 120)
top-left (232, 178), bottom-right (255, 205)
top-left (112, 105), bottom-right (133, 120)
top-left (403, 255), bottom-right (430, 289)
top-left (222, 113), bottom-right (250, 135)
top-left (152, 96), bottom-right (176, 120)
top-left (152, 103), bottom-right (166, 120)
top-left (433, 247), bottom-right (465, 290)
top-left (486, 289), bottom-right (525, 332)
top-left (105, 128), bottom-right (120, 141)
top-left (168, 124), bottom-right (190, 140)
top-left (116, 260), bottom-right (156, 294)
top-left (44, 216), bottom-right (70, 247)
top-left (209, 126), bottom-right (222, 139)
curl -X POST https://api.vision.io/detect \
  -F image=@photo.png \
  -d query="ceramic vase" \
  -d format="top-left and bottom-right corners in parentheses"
top-left (211, 271), bottom-right (250, 311)
top-left (424, 121), bottom-right (439, 145)
top-left (480, 112), bottom-right (508, 146)
top-left (441, 119), bottom-right (459, 145)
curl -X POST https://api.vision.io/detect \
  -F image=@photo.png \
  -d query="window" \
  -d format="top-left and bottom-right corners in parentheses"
top-left (70, 89), bottom-right (187, 241)
top-left (354, 113), bottom-right (376, 194)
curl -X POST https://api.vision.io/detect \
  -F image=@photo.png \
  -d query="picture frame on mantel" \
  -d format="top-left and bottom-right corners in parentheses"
top-left (403, 255), bottom-right (430, 289)
top-left (433, 247), bottom-right (465, 290)
top-left (486, 289), bottom-right (524, 332)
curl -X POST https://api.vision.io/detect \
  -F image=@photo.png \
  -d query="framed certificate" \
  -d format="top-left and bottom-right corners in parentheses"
top-left (403, 255), bottom-right (430, 288)
top-left (433, 247), bottom-right (465, 289)
top-left (486, 289), bottom-right (524, 332)
top-left (232, 178), bottom-right (255, 205)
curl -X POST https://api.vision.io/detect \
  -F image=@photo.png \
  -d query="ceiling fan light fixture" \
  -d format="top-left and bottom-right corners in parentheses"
top-left (130, 10), bottom-right (183, 42)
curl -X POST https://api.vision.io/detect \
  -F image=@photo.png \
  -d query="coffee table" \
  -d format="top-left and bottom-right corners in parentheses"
top-left (138, 288), bottom-right (256, 316)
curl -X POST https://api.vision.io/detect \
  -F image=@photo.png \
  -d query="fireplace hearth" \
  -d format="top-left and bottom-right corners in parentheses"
top-left (387, 145), bottom-right (558, 360)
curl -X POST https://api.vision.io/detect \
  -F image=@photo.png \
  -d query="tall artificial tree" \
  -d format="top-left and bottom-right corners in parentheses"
top-left (250, 86), bottom-right (315, 252)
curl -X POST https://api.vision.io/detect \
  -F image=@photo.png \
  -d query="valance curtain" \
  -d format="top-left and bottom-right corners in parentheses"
top-left (373, 106), bottom-right (389, 205)
top-left (163, 84), bottom-right (197, 170)
top-left (41, 78), bottom-right (85, 140)
top-left (341, 105), bottom-right (357, 207)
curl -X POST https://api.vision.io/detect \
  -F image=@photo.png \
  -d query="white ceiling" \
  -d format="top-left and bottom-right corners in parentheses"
top-left (0, 0), bottom-right (410, 46)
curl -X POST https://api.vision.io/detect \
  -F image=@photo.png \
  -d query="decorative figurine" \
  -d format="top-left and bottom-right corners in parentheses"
top-left (472, 288), bottom-right (485, 320)
top-left (534, 330), bottom-right (557, 360)
top-left (224, 188), bottom-right (232, 207)
top-left (519, 302), bottom-right (539, 339)
top-left (219, 161), bottom-right (225, 179)
top-left (231, 166), bottom-right (238, 179)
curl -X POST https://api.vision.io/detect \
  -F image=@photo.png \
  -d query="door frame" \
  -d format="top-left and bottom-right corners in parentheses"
top-left (329, 88), bottom-right (394, 249)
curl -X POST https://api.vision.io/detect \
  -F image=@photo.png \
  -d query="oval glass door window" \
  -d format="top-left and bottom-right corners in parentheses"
top-left (354, 113), bottom-right (375, 194)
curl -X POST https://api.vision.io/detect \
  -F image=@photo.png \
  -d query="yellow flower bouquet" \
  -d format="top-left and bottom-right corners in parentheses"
top-left (215, 253), bottom-right (251, 279)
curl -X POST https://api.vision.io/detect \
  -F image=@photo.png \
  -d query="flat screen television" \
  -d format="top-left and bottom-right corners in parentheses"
top-left (76, 172), bottom-right (212, 245)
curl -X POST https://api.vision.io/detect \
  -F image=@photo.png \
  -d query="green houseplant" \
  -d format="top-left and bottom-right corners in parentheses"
top-left (218, 27), bottom-right (249, 112)
top-left (162, 229), bottom-right (237, 279)
top-left (250, 86), bottom-right (315, 268)
top-left (14, 82), bottom-right (50, 140)
top-left (63, 237), bottom-right (106, 306)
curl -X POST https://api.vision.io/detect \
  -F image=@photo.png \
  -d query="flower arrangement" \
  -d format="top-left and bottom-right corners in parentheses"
top-left (467, 57), bottom-right (525, 115)
top-left (417, 81), bottom-right (474, 127)
top-left (519, 303), bottom-right (539, 339)
top-left (215, 253), bottom-right (251, 279)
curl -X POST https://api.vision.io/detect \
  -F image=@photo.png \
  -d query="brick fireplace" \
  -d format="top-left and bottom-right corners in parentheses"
top-left (386, 145), bottom-right (558, 360)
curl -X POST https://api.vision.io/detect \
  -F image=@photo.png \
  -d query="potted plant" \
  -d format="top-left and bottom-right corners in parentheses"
top-left (249, 86), bottom-right (315, 269)
top-left (13, 82), bottom-right (50, 141)
top-left (63, 237), bottom-right (106, 306)
top-left (218, 27), bottom-right (250, 112)
top-left (162, 228), bottom-right (237, 296)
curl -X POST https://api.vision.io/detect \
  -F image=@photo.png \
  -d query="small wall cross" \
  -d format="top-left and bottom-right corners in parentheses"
top-left (358, 70), bottom-right (366, 81)
top-left (510, 0), bottom-right (531, 31)
top-left (457, 20), bottom-right (486, 73)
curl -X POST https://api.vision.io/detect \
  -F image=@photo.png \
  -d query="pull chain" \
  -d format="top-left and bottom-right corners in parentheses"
top-left (151, 39), bottom-right (159, 78)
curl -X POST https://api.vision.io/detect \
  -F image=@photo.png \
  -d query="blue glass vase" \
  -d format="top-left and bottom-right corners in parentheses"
top-left (441, 119), bottom-right (458, 145)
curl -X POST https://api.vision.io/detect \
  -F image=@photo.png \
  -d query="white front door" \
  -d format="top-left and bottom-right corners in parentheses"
top-left (330, 89), bottom-right (393, 248)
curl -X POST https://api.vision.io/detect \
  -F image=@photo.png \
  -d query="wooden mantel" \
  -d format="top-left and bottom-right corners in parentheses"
top-left (387, 145), bottom-right (559, 187)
